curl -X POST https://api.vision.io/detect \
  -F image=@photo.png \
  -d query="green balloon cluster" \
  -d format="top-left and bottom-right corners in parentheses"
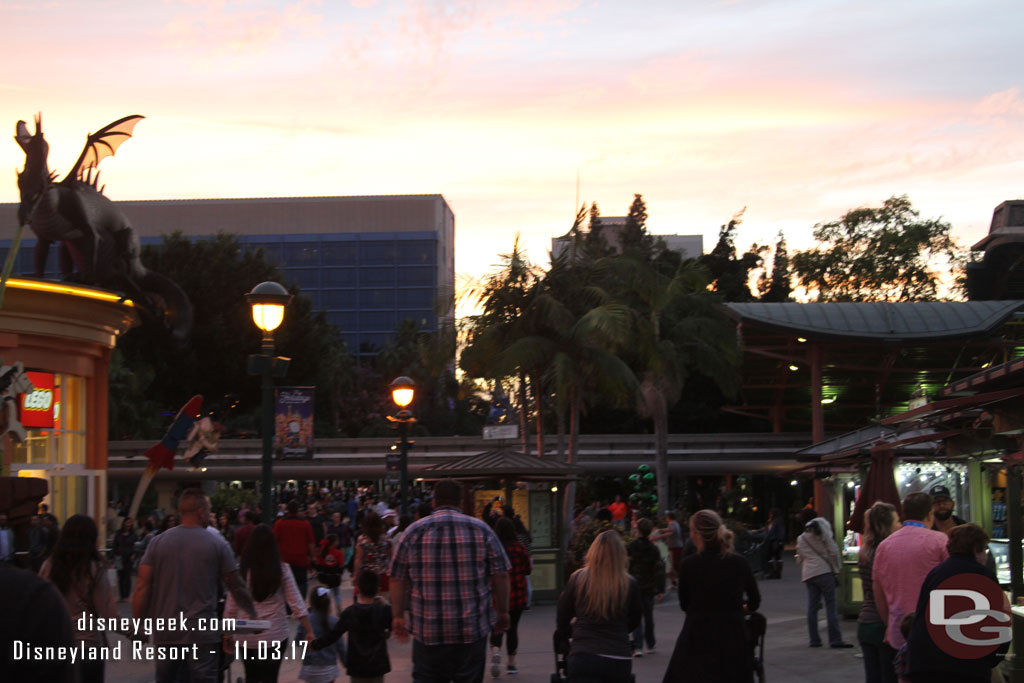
top-left (629, 464), bottom-right (658, 517)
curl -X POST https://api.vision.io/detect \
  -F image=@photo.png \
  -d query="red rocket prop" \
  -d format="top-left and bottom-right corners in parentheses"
top-left (143, 394), bottom-right (203, 471)
top-left (129, 395), bottom-right (204, 522)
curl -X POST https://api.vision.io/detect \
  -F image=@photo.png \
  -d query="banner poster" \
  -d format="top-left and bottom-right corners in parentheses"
top-left (274, 387), bottom-right (315, 459)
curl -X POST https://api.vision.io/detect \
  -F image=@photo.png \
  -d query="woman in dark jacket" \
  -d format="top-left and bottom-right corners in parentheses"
top-left (110, 517), bottom-right (138, 601)
top-left (663, 509), bottom-right (761, 683)
top-left (904, 524), bottom-right (1009, 683)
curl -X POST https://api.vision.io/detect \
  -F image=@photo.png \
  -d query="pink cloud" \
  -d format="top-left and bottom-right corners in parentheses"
top-left (972, 88), bottom-right (1024, 121)
top-left (163, 0), bottom-right (324, 55)
top-left (392, 0), bottom-right (581, 62)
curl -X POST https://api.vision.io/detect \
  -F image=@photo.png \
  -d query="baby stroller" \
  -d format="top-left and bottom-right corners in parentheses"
top-left (746, 611), bottom-right (767, 683)
top-left (551, 630), bottom-right (569, 683)
top-left (551, 630), bottom-right (636, 683)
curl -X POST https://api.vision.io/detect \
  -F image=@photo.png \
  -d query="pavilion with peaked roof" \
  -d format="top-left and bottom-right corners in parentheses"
top-left (421, 445), bottom-right (584, 602)
top-left (421, 446), bottom-right (585, 480)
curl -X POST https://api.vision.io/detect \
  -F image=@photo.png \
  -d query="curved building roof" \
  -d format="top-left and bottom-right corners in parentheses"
top-left (727, 301), bottom-right (1024, 342)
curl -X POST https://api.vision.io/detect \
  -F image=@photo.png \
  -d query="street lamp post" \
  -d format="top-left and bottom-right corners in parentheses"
top-left (246, 282), bottom-right (292, 525)
top-left (388, 376), bottom-right (416, 518)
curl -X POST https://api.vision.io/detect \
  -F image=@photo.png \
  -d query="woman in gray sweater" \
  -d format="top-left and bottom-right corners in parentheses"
top-left (556, 530), bottom-right (642, 683)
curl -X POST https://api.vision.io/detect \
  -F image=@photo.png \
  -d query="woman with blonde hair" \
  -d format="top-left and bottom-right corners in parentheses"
top-left (663, 509), bottom-right (761, 683)
top-left (556, 529), bottom-right (642, 683)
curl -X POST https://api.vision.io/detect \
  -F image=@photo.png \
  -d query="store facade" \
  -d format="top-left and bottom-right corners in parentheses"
top-left (0, 278), bottom-right (136, 523)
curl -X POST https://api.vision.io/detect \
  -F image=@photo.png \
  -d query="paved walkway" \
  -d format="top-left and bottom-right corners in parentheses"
top-left (106, 554), bottom-right (866, 683)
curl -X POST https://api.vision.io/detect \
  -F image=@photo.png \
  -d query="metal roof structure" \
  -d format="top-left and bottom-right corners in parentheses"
top-left (724, 301), bottom-right (1024, 437)
top-left (727, 301), bottom-right (1024, 342)
top-left (422, 447), bottom-right (584, 480)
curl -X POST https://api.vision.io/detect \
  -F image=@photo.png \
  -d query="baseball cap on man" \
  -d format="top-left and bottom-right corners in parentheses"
top-left (929, 485), bottom-right (952, 500)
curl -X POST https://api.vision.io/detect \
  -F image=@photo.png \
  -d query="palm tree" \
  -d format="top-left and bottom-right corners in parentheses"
top-left (460, 236), bottom-right (543, 454)
top-left (609, 254), bottom-right (741, 510)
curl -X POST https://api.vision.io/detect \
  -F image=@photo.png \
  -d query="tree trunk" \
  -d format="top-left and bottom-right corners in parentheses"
top-left (654, 398), bottom-right (670, 517)
top-left (642, 377), bottom-right (671, 516)
top-left (518, 371), bottom-right (529, 455)
top-left (561, 386), bottom-right (581, 573)
top-left (532, 372), bottom-right (545, 458)
top-left (556, 406), bottom-right (566, 459)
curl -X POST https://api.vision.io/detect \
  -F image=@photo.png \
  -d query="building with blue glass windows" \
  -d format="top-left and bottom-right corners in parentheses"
top-left (0, 194), bottom-right (455, 358)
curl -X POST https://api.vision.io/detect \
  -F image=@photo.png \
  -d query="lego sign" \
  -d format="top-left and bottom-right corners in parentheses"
top-left (20, 372), bottom-right (55, 429)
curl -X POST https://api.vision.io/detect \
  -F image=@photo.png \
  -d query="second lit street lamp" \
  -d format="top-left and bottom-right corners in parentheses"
top-left (247, 281), bottom-right (292, 525)
top-left (388, 376), bottom-right (416, 518)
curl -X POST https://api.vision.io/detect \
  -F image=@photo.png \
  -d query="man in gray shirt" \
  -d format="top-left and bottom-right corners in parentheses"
top-left (133, 488), bottom-right (257, 683)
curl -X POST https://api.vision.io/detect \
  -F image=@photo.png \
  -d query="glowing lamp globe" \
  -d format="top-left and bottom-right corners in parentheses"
top-left (246, 282), bottom-right (292, 332)
top-left (390, 376), bottom-right (416, 408)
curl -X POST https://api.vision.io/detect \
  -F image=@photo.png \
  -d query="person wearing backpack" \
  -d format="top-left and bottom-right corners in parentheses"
top-left (627, 517), bottom-right (665, 657)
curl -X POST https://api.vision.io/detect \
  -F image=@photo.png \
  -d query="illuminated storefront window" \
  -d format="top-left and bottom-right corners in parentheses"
top-left (10, 373), bottom-right (91, 521)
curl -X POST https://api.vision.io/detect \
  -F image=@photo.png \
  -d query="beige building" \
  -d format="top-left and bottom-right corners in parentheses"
top-left (550, 216), bottom-right (702, 260)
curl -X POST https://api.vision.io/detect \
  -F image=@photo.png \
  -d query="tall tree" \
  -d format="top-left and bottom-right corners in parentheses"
top-left (460, 237), bottom-right (543, 454)
top-left (621, 194), bottom-right (654, 253)
top-left (791, 195), bottom-right (963, 302)
top-left (585, 202), bottom-right (613, 258)
top-left (758, 231), bottom-right (792, 302)
top-left (112, 233), bottom-right (353, 439)
top-left (700, 209), bottom-right (765, 301)
top-left (607, 253), bottom-right (740, 510)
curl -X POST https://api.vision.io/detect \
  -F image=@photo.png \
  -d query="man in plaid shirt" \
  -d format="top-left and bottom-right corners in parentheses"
top-left (391, 479), bottom-right (511, 682)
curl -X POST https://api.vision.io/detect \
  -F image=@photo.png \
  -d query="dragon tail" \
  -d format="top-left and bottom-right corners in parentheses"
top-left (137, 270), bottom-right (193, 344)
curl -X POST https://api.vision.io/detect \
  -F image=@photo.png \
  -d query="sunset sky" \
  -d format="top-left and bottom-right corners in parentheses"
top-left (2, 0), bottom-right (1022, 293)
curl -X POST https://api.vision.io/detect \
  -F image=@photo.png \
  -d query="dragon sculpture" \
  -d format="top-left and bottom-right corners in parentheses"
top-left (13, 114), bottom-right (192, 341)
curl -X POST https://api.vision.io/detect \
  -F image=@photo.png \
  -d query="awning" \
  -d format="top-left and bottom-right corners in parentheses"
top-left (422, 447), bottom-right (584, 480)
top-left (881, 387), bottom-right (1024, 425)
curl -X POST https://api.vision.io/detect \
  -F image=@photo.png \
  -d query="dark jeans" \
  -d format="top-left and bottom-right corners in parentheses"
top-left (243, 653), bottom-right (285, 683)
top-left (631, 592), bottom-right (656, 650)
top-left (117, 563), bottom-right (133, 599)
top-left (805, 573), bottom-right (842, 646)
top-left (289, 563), bottom-right (309, 603)
top-left (762, 539), bottom-right (783, 576)
top-left (858, 621), bottom-right (897, 683)
top-left (154, 644), bottom-right (220, 683)
top-left (567, 653), bottom-right (632, 683)
top-left (412, 637), bottom-right (488, 683)
top-left (489, 608), bottom-right (523, 655)
top-left (79, 657), bottom-right (104, 683)
top-left (878, 642), bottom-right (900, 683)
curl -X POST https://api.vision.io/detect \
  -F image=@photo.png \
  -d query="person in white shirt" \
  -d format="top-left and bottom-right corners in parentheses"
top-left (224, 523), bottom-right (313, 683)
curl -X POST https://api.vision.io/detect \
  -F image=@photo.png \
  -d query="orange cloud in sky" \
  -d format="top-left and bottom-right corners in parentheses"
top-left (1, 0), bottom-right (1022, 291)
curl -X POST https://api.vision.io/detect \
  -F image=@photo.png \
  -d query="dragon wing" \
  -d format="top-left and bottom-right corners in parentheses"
top-left (64, 114), bottom-right (145, 183)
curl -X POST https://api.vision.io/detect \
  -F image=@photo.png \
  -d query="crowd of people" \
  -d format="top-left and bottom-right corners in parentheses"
top-left (0, 478), bottom-right (1010, 683)
top-left (851, 487), bottom-right (1008, 683)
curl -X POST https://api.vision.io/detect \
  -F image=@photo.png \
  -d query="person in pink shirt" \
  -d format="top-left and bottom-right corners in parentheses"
top-left (872, 492), bottom-right (949, 683)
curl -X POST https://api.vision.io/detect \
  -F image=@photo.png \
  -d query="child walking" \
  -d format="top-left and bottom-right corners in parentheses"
top-left (312, 569), bottom-right (392, 683)
top-left (298, 587), bottom-right (347, 683)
